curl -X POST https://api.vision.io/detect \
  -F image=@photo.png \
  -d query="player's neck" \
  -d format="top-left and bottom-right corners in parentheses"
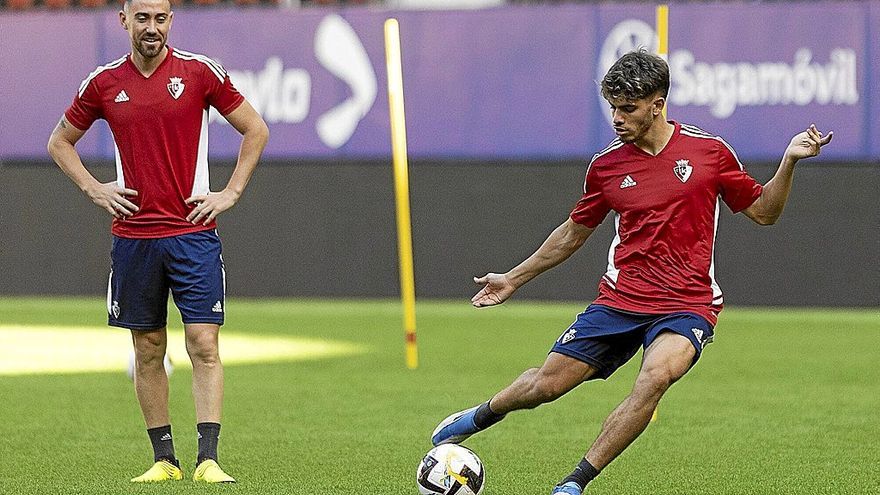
top-left (130, 47), bottom-right (169, 78)
top-left (633, 120), bottom-right (675, 156)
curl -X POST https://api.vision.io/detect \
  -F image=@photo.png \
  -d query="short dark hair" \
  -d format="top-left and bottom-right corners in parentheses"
top-left (600, 49), bottom-right (670, 101)
top-left (123, 0), bottom-right (172, 10)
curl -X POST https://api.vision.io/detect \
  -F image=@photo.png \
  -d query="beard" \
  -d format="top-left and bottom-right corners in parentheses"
top-left (618, 113), bottom-right (656, 143)
top-left (134, 37), bottom-right (165, 59)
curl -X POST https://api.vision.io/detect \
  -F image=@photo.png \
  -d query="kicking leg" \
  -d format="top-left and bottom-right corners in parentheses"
top-left (490, 352), bottom-right (597, 413)
top-left (432, 352), bottom-right (597, 445)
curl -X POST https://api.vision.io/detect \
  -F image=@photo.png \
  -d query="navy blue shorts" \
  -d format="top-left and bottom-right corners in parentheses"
top-left (107, 230), bottom-right (226, 330)
top-left (550, 304), bottom-right (714, 380)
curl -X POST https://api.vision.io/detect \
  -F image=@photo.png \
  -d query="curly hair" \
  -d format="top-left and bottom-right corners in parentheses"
top-left (601, 49), bottom-right (670, 101)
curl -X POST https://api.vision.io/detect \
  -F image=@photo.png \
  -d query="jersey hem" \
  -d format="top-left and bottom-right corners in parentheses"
top-left (111, 223), bottom-right (216, 239)
top-left (592, 299), bottom-right (720, 326)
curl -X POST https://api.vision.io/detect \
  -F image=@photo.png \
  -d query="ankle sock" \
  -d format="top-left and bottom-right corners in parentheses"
top-left (473, 401), bottom-right (506, 430)
top-left (560, 458), bottom-right (600, 492)
top-left (146, 425), bottom-right (176, 463)
top-left (196, 422), bottom-right (221, 464)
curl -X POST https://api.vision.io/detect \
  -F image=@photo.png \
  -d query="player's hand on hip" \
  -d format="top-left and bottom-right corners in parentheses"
top-left (785, 124), bottom-right (833, 161)
top-left (471, 273), bottom-right (516, 308)
top-left (85, 181), bottom-right (139, 219)
top-left (185, 189), bottom-right (240, 225)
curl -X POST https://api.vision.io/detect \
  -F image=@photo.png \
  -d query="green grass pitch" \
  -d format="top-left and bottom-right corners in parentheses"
top-left (0, 297), bottom-right (877, 494)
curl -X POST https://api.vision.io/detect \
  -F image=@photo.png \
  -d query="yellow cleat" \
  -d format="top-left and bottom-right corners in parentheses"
top-left (131, 459), bottom-right (183, 482)
top-left (193, 459), bottom-right (236, 483)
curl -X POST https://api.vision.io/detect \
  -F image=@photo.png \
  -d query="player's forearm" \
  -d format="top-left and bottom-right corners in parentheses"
top-left (748, 155), bottom-right (797, 225)
top-left (224, 124), bottom-right (269, 197)
top-left (48, 138), bottom-right (101, 194)
top-left (507, 219), bottom-right (591, 287)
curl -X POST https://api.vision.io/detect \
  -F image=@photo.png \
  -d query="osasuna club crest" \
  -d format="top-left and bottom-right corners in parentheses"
top-left (674, 159), bottom-right (693, 183)
top-left (167, 77), bottom-right (185, 99)
top-left (559, 328), bottom-right (577, 344)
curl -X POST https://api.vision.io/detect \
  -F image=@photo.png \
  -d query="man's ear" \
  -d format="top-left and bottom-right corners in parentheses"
top-left (653, 97), bottom-right (666, 116)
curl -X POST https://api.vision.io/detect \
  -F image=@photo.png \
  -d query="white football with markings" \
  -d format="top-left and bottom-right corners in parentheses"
top-left (416, 444), bottom-right (484, 495)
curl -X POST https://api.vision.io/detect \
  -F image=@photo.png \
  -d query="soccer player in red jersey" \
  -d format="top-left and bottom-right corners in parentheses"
top-left (431, 50), bottom-right (832, 494)
top-left (47, 0), bottom-right (269, 483)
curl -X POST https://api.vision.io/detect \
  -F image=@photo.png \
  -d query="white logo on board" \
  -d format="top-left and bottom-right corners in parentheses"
top-left (313, 14), bottom-right (378, 149)
top-left (598, 20), bottom-right (858, 121)
top-left (597, 20), bottom-right (657, 126)
top-left (214, 14), bottom-right (377, 150)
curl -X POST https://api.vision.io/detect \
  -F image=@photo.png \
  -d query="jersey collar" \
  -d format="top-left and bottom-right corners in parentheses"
top-left (628, 120), bottom-right (682, 158)
top-left (126, 45), bottom-right (174, 79)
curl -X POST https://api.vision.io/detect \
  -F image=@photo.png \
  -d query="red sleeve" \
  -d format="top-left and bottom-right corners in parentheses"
top-left (206, 64), bottom-right (244, 116)
top-left (570, 160), bottom-right (611, 228)
top-left (64, 78), bottom-right (102, 131)
top-left (717, 142), bottom-right (763, 213)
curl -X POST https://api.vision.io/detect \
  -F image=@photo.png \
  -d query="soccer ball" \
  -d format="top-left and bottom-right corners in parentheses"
top-left (416, 444), bottom-right (485, 495)
top-left (126, 350), bottom-right (174, 380)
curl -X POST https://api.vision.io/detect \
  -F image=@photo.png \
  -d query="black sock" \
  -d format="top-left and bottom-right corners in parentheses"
top-left (146, 425), bottom-right (176, 463)
top-left (560, 458), bottom-right (600, 492)
top-left (197, 422), bottom-right (221, 464)
top-left (473, 401), bottom-right (506, 430)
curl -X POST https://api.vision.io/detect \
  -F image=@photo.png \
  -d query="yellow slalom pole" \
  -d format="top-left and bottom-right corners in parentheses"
top-left (652, 4), bottom-right (668, 423)
top-left (384, 18), bottom-right (418, 370)
top-left (657, 4), bottom-right (669, 120)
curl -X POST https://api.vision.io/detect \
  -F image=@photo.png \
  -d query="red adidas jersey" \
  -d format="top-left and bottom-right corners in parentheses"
top-left (65, 47), bottom-right (244, 238)
top-left (570, 122), bottom-right (763, 325)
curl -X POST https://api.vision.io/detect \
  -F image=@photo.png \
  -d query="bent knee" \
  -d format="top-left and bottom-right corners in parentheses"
top-left (636, 363), bottom-right (685, 395)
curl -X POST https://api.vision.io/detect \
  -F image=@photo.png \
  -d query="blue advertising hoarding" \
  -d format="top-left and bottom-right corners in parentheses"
top-left (1, 1), bottom-right (876, 161)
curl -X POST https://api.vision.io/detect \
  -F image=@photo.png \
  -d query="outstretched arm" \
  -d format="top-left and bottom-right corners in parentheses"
top-left (186, 100), bottom-right (269, 225)
top-left (743, 124), bottom-right (833, 225)
top-left (472, 218), bottom-right (595, 307)
top-left (47, 115), bottom-right (139, 219)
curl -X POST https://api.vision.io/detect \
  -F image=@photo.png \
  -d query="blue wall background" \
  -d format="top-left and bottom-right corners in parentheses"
top-left (1, 1), bottom-right (878, 161)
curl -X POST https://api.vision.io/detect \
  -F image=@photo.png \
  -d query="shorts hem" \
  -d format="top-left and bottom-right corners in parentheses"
top-left (549, 348), bottom-right (611, 380)
top-left (109, 320), bottom-right (167, 331)
top-left (182, 319), bottom-right (224, 326)
top-left (646, 327), bottom-right (711, 365)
